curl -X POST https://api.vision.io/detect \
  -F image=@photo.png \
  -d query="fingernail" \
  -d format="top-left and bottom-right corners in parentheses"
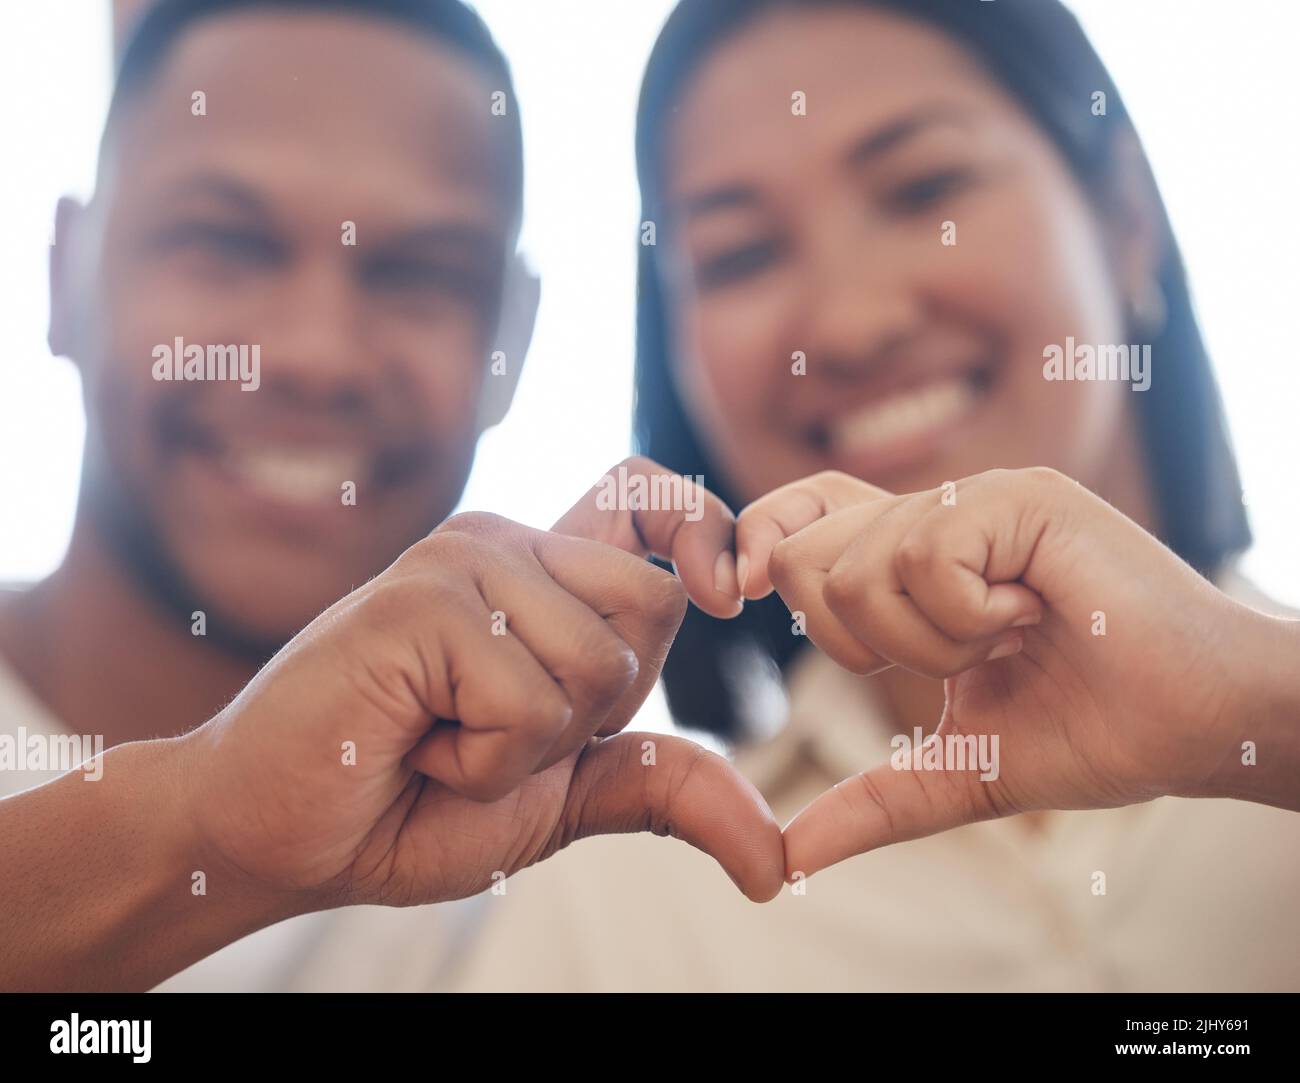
top-left (1012, 612), bottom-right (1041, 628)
top-left (714, 549), bottom-right (739, 598)
top-left (736, 553), bottom-right (750, 596)
top-left (985, 635), bottom-right (1023, 662)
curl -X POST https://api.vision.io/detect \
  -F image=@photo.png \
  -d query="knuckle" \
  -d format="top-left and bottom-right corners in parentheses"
top-left (575, 635), bottom-right (641, 697)
top-left (355, 578), bottom-right (425, 628)
top-left (812, 469), bottom-right (855, 492)
top-left (823, 561), bottom-right (866, 615)
top-left (436, 510), bottom-right (516, 543)
top-left (517, 690), bottom-right (574, 737)
top-left (638, 570), bottom-right (689, 630)
top-left (767, 536), bottom-right (800, 592)
top-left (894, 536), bottom-right (937, 577)
top-left (613, 454), bottom-right (664, 485)
top-left (407, 527), bottom-right (479, 570)
top-left (655, 740), bottom-right (713, 832)
top-left (1019, 465), bottom-right (1069, 492)
top-left (847, 771), bottom-right (897, 836)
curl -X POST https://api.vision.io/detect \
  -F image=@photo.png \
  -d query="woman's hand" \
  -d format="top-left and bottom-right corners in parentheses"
top-left (736, 467), bottom-right (1298, 878)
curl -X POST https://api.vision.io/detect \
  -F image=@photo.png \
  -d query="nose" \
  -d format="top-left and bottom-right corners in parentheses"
top-left (256, 260), bottom-right (370, 410)
top-left (802, 223), bottom-right (923, 379)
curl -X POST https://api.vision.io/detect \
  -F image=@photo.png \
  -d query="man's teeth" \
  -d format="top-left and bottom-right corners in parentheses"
top-left (829, 377), bottom-right (979, 454)
top-left (222, 447), bottom-right (365, 504)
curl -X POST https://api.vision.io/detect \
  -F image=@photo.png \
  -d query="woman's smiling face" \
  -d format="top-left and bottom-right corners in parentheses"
top-left (658, 3), bottom-right (1148, 505)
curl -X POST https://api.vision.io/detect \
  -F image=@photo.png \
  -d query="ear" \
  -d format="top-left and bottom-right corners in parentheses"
top-left (48, 196), bottom-right (91, 364)
top-left (475, 254), bottom-right (540, 432)
top-left (1101, 127), bottom-right (1165, 315)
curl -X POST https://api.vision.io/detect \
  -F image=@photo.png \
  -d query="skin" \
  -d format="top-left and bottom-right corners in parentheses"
top-left (0, 11), bottom-right (761, 990)
top-left (0, 478), bottom-right (779, 992)
top-left (0, 11), bottom-right (524, 750)
top-left (656, 4), bottom-right (1167, 778)
top-left (733, 467), bottom-right (1300, 877)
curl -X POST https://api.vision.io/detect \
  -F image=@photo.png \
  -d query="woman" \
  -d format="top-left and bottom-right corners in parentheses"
top-left (444, 0), bottom-right (1299, 991)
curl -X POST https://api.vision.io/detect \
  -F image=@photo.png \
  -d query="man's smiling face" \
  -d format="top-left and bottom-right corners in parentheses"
top-left (57, 9), bottom-right (518, 649)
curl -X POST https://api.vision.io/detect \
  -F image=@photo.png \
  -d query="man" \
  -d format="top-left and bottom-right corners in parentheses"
top-left (0, 0), bottom-right (761, 991)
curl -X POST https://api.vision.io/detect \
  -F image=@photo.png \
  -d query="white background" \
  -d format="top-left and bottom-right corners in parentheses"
top-left (3, 0), bottom-right (1298, 619)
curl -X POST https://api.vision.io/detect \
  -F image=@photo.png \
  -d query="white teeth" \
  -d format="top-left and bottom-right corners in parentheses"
top-left (830, 377), bottom-right (978, 455)
top-left (222, 446), bottom-right (365, 505)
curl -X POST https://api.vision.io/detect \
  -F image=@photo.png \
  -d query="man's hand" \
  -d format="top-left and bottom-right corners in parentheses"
top-left (180, 458), bottom-right (780, 918)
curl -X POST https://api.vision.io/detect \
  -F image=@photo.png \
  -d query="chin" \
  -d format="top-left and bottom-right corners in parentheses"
top-left (194, 573), bottom-right (344, 648)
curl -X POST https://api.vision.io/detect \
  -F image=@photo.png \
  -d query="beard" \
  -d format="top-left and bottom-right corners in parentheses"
top-left (82, 449), bottom-right (288, 669)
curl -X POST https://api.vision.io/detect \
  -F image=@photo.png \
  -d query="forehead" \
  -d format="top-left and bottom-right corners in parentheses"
top-left (105, 10), bottom-right (515, 227)
top-left (664, 6), bottom-right (1011, 193)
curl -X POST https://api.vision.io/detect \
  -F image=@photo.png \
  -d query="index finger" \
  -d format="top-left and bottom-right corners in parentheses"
top-left (552, 456), bottom-right (742, 618)
top-left (735, 471), bottom-right (895, 600)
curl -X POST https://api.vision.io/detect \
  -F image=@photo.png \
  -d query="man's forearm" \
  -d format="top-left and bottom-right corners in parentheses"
top-left (0, 735), bottom-right (301, 991)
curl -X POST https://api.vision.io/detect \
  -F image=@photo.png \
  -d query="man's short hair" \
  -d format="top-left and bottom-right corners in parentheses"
top-left (109, 0), bottom-right (523, 214)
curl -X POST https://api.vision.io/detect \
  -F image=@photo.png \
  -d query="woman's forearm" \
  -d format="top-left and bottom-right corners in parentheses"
top-left (0, 734), bottom-right (300, 991)
top-left (1197, 612), bottom-right (1300, 811)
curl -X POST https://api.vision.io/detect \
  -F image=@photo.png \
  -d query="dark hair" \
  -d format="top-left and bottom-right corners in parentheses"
top-left (109, 0), bottom-right (522, 216)
top-left (634, 0), bottom-right (1252, 741)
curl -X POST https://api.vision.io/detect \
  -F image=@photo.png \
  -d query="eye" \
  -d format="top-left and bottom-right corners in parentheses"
top-left (160, 221), bottom-right (281, 266)
top-left (694, 238), bottom-right (784, 290)
top-left (362, 258), bottom-right (485, 296)
top-left (884, 169), bottom-right (975, 214)
top-left (360, 257), bottom-right (497, 323)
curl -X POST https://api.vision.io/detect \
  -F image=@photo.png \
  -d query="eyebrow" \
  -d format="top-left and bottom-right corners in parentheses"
top-left (674, 104), bottom-right (976, 224)
top-left (155, 171), bottom-right (504, 251)
top-left (378, 222), bottom-right (504, 257)
top-left (158, 171), bottom-right (272, 219)
top-left (677, 183), bottom-right (758, 221)
top-left (843, 104), bottom-right (975, 166)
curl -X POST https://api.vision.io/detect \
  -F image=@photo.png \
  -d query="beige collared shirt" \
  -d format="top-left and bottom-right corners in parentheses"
top-left (443, 569), bottom-right (1300, 992)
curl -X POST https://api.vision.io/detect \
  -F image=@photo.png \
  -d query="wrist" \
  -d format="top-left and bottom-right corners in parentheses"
top-left (119, 735), bottom-right (310, 987)
top-left (1, 735), bottom-right (308, 991)
top-left (168, 726), bottom-right (319, 928)
top-left (1187, 606), bottom-right (1300, 809)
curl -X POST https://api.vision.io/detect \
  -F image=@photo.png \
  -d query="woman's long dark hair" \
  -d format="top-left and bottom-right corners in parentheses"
top-left (634, 0), bottom-right (1251, 741)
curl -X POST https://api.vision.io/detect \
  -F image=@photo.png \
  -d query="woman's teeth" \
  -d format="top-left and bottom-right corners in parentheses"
top-left (829, 376), bottom-right (980, 456)
top-left (221, 446), bottom-right (366, 505)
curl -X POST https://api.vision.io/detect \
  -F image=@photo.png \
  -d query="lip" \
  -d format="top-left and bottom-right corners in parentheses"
top-left (808, 364), bottom-right (993, 479)
top-left (182, 443), bottom-right (368, 536)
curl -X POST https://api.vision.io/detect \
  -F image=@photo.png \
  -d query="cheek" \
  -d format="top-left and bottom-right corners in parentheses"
top-left (675, 296), bottom-right (784, 439)
top-left (925, 171), bottom-right (1129, 472)
top-left (381, 338), bottom-right (485, 511)
top-left (950, 169), bottom-right (1123, 361)
top-left (84, 289), bottom-right (177, 494)
top-left (398, 331), bottom-right (485, 442)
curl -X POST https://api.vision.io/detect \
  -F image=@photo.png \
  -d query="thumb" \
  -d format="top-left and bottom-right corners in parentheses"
top-left (559, 732), bottom-right (785, 902)
top-left (781, 743), bottom-right (997, 879)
